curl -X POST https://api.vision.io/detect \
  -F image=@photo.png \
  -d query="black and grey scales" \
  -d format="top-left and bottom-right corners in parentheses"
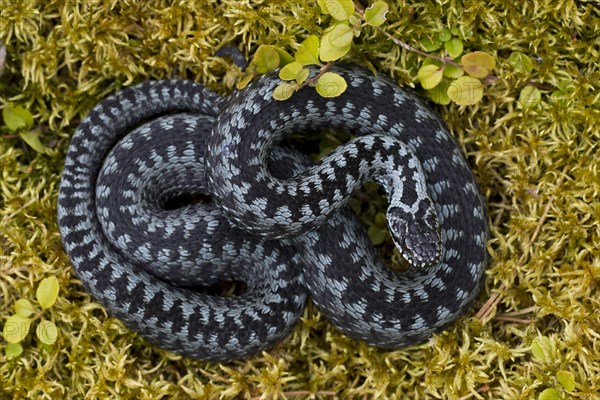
top-left (57, 65), bottom-right (489, 361)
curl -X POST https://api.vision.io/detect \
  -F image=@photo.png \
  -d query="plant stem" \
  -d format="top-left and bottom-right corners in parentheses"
top-left (353, 0), bottom-right (560, 93)
top-left (304, 62), bottom-right (335, 87)
top-left (381, 28), bottom-right (463, 68)
top-left (352, 0), bottom-right (462, 68)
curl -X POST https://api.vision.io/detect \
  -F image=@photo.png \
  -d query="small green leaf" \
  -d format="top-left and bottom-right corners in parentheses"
top-left (318, 0), bottom-right (355, 20)
top-left (531, 342), bottom-right (545, 362)
top-left (417, 64), bottom-right (444, 90)
top-left (272, 82), bottom-right (297, 101)
top-left (519, 85), bottom-right (541, 108)
top-left (279, 62), bottom-right (303, 81)
top-left (538, 388), bottom-right (560, 400)
top-left (295, 35), bottom-right (320, 65)
top-left (36, 276), bottom-right (59, 310)
top-left (421, 37), bottom-right (442, 52)
top-left (251, 45), bottom-right (281, 74)
top-left (5, 342), bottom-right (23, 358)
top-left (3, 315), bottom-right (31, 344)
top-left (368, 226), bottom-right (387, 246)
top-left (508, 51), bottom-right (533, 74)
top-left (445, 38), bottom-right (463, 58)
top-left (450, 27), bottom-right (462, 36)
top-left (443, 63), bottom-right (464, 79)
top-left (274, 48), bottom-right (294, 66)
top-left (236, 74), bottom-right (254, 90)
top-left (315, 72), bottom-right (348, 98)
top-left (531, 336), bottom-right (554, 364)
top-left (36, 320), bottom-right (58, 345)
top-left (328, 23), bottom-right (354, 47)
top-left (556, 370), bottom-right (575, 392)
top-left (348, 14), bottom-right (360, 27)
top-left (365, 1), bottom-right (389, 27)
top-left (374, 213), bottom-right (387, 228)
top-left (20, 129), bottom-right (50, 154)
top-left (461, 51), bottom-right (496, 78)
top-left (320, 24), bottom-right (353, 62)
top-left (461, 64), bottom-right (489, 78)
top-left (296, 68), bottom-right (310, 85)
top-left (2, 105), bottom-right (34, 132)
top-left (427, 80), bottom-right (451, 105)
top-left (15, 299), bottom-right (35, 318)
top-left (447, 76), bottom-right (484, 105)
top-left (438, 29), bottom-right (452, 42)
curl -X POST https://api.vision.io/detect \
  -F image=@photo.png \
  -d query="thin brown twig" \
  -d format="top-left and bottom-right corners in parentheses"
top-left (497, 305), bottom-right (537, 316)
top-left (492, 315), bottom-right (536, 324)
top-left (379, 28), bottom-right (463, 68)
top-left (353, 0), bottom-right (557, 92)
top-left (475, 167), bottom-right (568, 322)
top-left (304, 61), bottom-right (335, 87)
top-left (526, 80), bottom-right (555, 91)
top-left (352, 0), bottom-right (462, 68)
top-left (491, 306), bottom-right (538, 324)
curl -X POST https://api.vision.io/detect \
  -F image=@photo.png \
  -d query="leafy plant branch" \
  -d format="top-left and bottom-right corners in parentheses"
top-left (2, 276), bottom-right (60, 358)
top-left (352, 0), bottom-right (463, 69)
top-left (231, 0), bottom-right (555, 108)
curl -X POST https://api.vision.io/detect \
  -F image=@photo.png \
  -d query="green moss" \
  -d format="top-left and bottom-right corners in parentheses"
top-left (1, 1), bottom-right (599, 399)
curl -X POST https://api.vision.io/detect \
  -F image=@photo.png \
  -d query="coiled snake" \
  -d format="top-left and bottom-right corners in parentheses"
top-left (57, 65), bottom-right (488, 361)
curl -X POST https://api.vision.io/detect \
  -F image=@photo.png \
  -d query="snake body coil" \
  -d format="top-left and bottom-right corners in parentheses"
top-left (58, 65), bottom-right (488, 361)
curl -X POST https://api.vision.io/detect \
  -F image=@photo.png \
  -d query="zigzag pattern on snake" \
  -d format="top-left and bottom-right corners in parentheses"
top-left (57, 65), bottom-right (488, 361)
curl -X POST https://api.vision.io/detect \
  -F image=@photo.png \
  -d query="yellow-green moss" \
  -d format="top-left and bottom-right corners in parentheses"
top-left (1, 0), bottom-right (599, 399)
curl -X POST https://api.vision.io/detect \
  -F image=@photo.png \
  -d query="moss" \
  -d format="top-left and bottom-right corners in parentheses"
top-left (1, 0), bottom-right (599, 399)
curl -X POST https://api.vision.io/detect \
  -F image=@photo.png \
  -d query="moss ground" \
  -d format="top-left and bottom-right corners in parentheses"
top-left (1, 1), bottom-right (599, 399)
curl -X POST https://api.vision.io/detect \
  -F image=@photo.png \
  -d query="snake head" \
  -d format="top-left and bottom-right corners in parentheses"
top-left (386, 203), bottom-right (442, 269)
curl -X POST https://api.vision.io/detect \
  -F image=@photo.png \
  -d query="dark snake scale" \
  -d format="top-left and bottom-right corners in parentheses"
top-left (57, 65), bottom-right (489, 361)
